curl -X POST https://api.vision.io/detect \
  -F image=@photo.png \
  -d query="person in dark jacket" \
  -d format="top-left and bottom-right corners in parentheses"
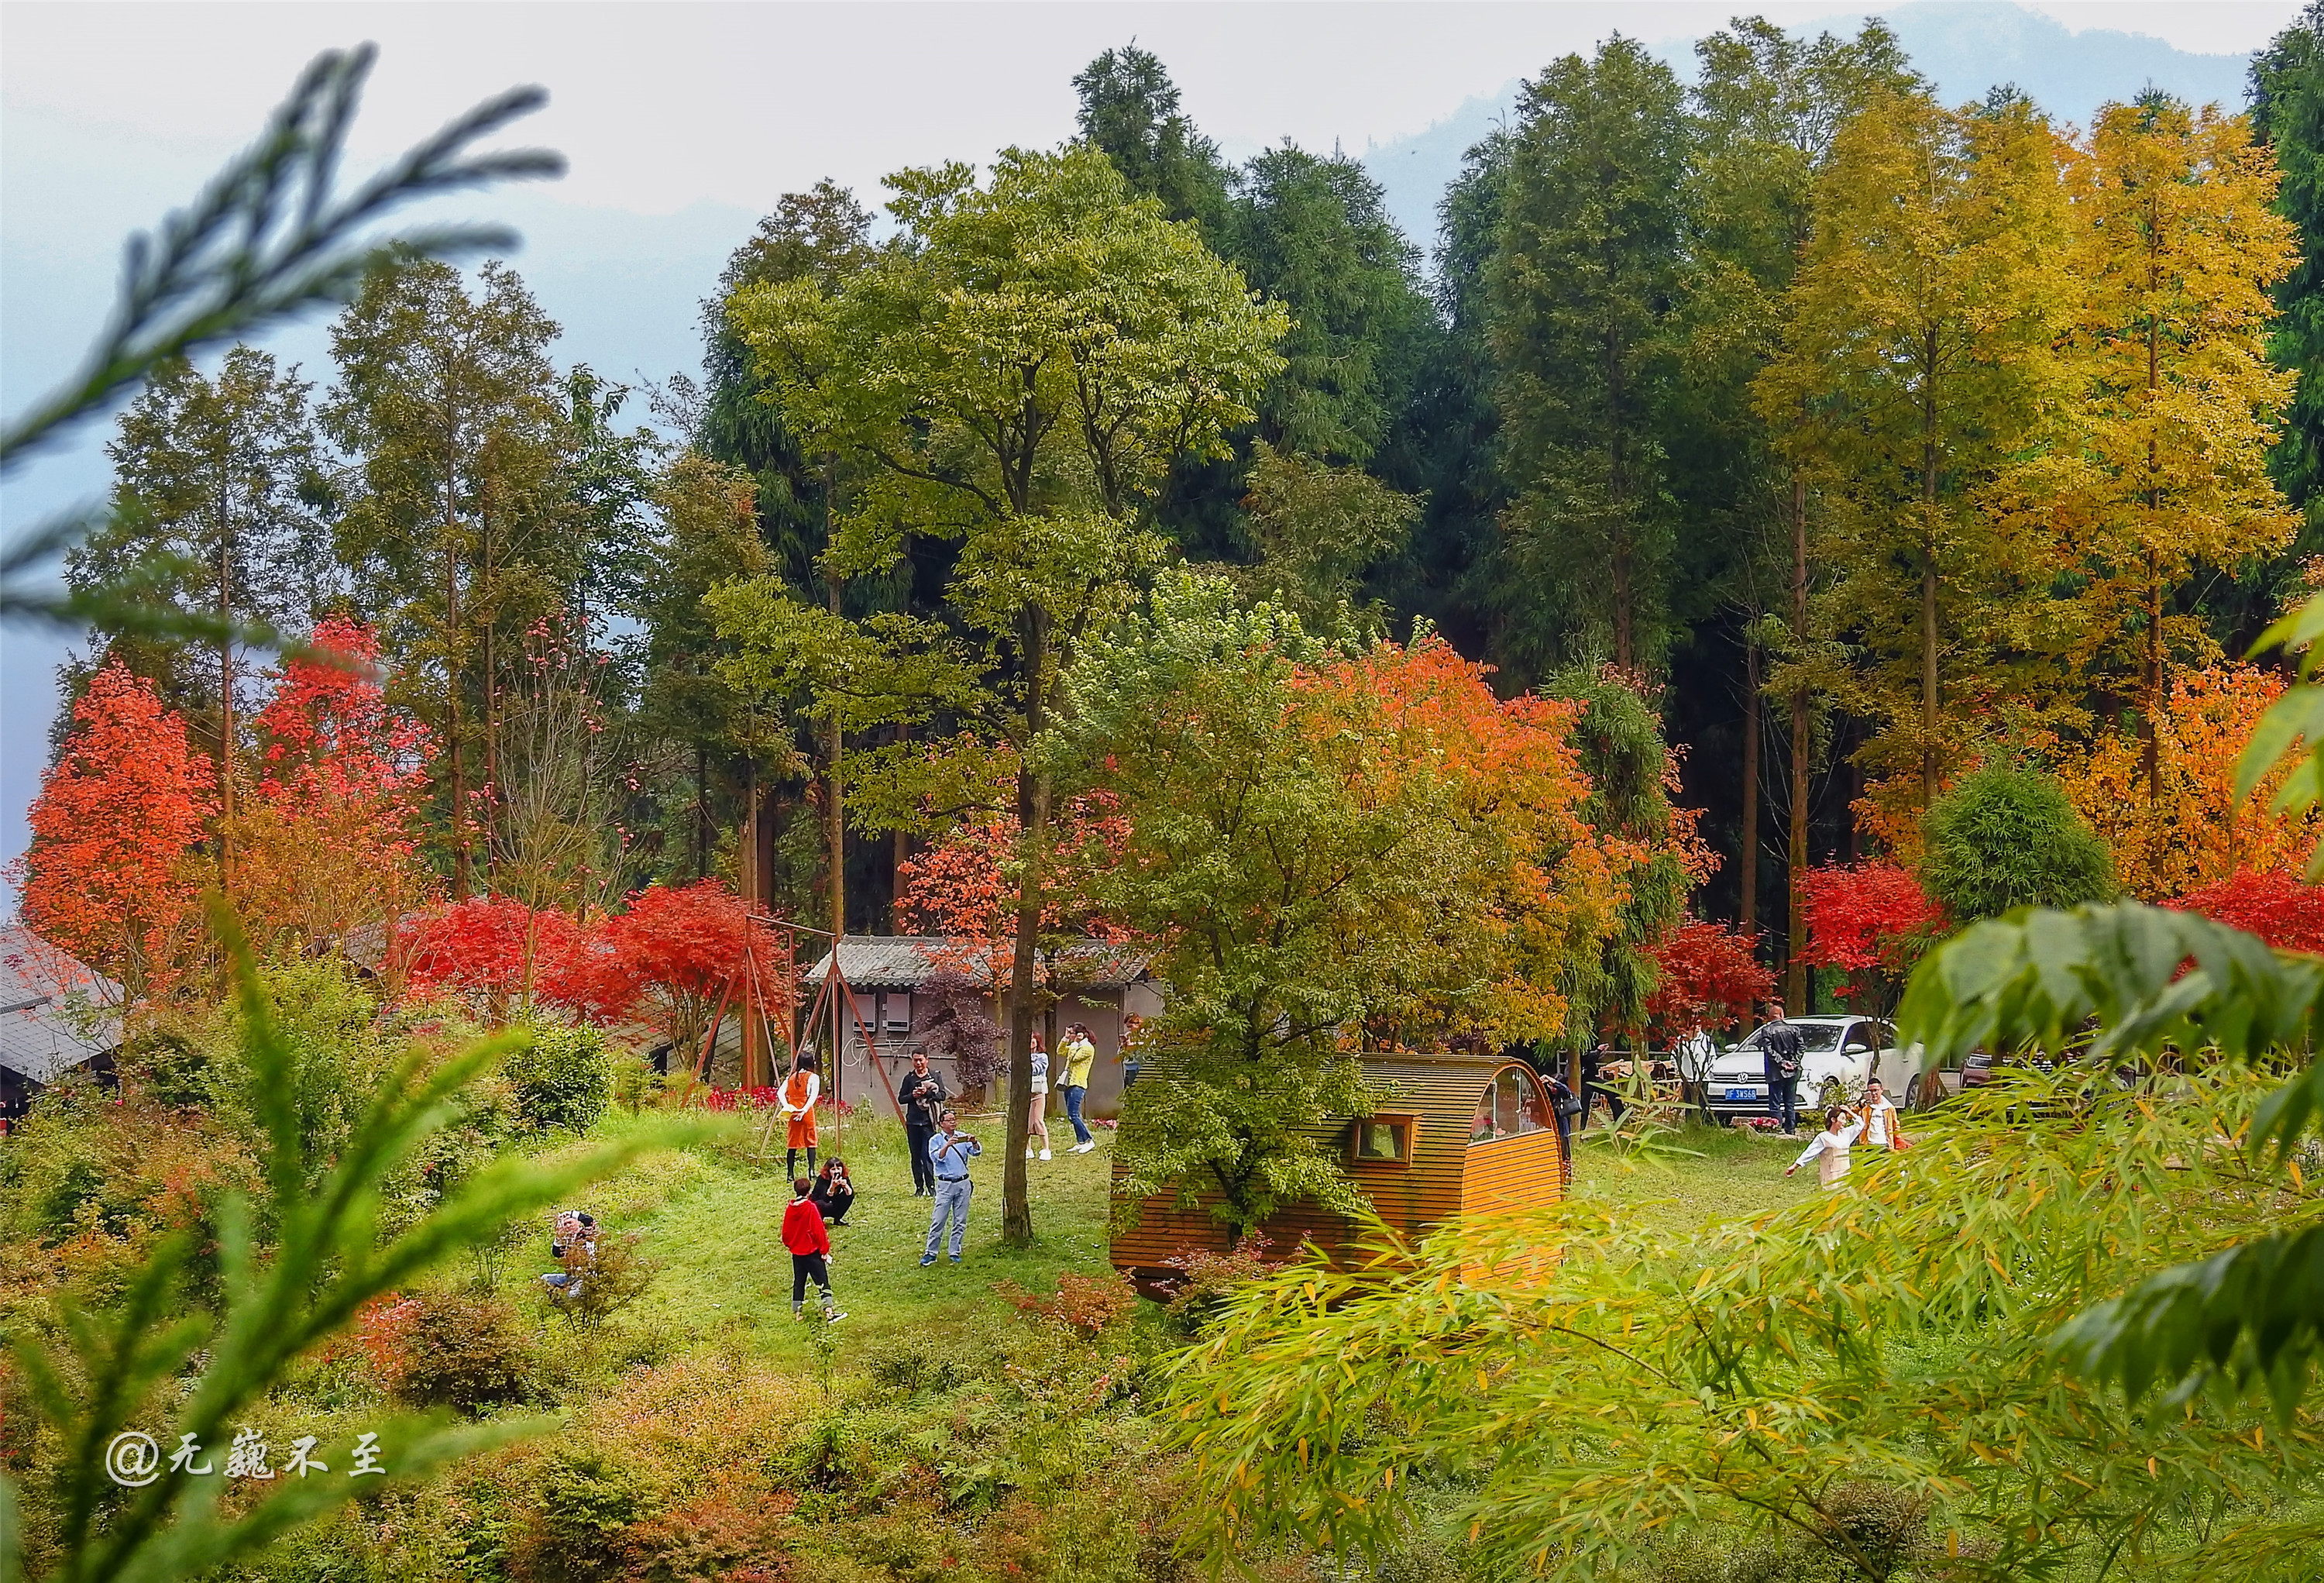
top-left (897, 1052), bottom-right (949, 1196)
top-left (1759, 1000), bottom-right (1807, 1137)
top-left (810, 1158), bottom-right (856, 1224)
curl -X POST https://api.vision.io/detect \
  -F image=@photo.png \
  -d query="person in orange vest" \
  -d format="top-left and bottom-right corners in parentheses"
top-left (780, 1052), bottom-right (822, 1179)
top-left (781, 1175), bottom-right (844, 1320)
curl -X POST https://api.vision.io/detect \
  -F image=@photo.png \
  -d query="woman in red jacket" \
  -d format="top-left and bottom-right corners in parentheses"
top-left (781, 1175), bottom-right (845, 1320)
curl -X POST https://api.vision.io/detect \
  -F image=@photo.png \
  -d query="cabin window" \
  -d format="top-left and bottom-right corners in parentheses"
top-left (881, 993), bottom-right (911, 1035)
top-left (1470, 1068), bottom-right (1549, 1142)
top-left (1349, 1113), bottom-right (1416, 1165)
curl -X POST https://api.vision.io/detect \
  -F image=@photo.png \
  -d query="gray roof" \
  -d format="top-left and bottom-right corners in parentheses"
top-left (0, 926), bottom-right (123, 1084)
top-left (806, 935), bottom-right (1151, 992)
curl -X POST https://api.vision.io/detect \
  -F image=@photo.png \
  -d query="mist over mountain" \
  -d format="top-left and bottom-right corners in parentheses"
top-left (1360, 2), bottom-right (2257, 254)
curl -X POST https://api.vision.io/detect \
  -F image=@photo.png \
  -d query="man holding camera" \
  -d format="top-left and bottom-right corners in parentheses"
top-left (897, 1051), bottom-right (950, 1197)
top-left (920, 1109), bottom-right (981, 1266)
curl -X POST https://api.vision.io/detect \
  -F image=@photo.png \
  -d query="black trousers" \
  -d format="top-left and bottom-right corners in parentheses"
top-left (1766, 1075), bottom-right (1799, 1133)
top-left (906, 1123), bottom-right (937, 1192)
top-left (791, 1251), bottom-right (830, 1306)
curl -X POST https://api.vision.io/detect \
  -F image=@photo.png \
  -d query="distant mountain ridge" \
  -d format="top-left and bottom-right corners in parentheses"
top-left (1360, 1), bottom-right (2258, 256)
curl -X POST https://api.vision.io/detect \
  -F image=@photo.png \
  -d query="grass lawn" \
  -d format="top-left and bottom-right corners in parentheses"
top-left (521, 1098), bottom-right (1817, 1358)
top-left (522, 1103), bottom-right (1126, 1361)
top-left (1569, 1113), bottom-right (1826, 1237)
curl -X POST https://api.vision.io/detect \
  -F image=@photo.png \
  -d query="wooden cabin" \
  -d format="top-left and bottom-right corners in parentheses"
top-left (1109, 1051), bottom-right (1565, 1285)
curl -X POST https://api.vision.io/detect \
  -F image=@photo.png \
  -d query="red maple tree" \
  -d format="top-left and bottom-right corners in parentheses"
top-left (397, 895), bottom-right (580, 1018)
top-left (1797, 862), bottom-right (1946, 973)
top-left (2171, 869), bottom-right (2324, 955)
top-left (1645, 917), bottom-right (1774, 1038)
top-left (11, 660), bottom-right (216, 993)
top-left (232, 617), bottom-right (436, 957)
top-left (561, 880), bottom-right (792, 1065)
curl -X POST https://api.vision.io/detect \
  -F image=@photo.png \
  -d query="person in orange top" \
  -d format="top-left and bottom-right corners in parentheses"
top-left (780, 1052), bottom-right (822, 1179)
top-left (780, 1175), bottom-right (844, 1320)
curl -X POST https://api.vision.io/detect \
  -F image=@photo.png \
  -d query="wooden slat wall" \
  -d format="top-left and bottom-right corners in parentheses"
top-left (1109, 1054), bottom-right (1567, 1276)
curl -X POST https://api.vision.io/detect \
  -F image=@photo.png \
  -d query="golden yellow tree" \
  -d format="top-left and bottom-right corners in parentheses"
top-left (2053, 95), bottom-right (2299, 802)
top-left (1757, 89), bottom-right (2075, 812)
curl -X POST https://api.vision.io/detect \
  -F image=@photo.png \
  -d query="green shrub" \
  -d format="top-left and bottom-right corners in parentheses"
top-left (511, 1444), bottom-right (655, 1583)
top-left (394, 1291), bottom-right (535, 1415)
top-left (1920, 764), bottom-right (2116, 921)
top-left (506, 1020), bottom-right (610, 1134)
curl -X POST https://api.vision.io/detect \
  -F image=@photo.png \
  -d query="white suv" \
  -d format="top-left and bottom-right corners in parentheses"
top-left (1703, 1016), bottom-right (1920, 1124)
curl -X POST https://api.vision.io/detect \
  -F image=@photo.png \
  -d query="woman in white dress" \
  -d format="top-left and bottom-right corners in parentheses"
top-left (1785, 1106), bottom-right (1865, 1188)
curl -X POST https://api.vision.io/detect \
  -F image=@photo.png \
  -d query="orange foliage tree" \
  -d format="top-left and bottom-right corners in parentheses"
top-left (229, 617), bottom-right (437, 959)
top-left (2052, 662), bottom-right (2321, 899)
top-left (1305, 636), bottom-right (1635, 1045)
top-left (11, 660), bottom-right (216, 994)
top-left (893, 788), bottom-right (1133, 989)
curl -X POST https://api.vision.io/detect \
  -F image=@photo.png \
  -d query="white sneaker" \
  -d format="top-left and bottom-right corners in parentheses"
top-left (1072, 1141), bottom-right (1095, 1154)
top-left (1026, 1148), bottom-right (1036, 1159)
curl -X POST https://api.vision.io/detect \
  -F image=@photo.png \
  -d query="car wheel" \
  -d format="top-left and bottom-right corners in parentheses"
top-left (1903, 1074), bottom-right (1923, 1113)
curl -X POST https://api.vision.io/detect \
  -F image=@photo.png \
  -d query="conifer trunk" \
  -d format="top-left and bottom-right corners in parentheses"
top-left (824, 572), bottom-right (845, 942)
top-left (1788, 474), bottom-right (1811, 1009)
top-left (1740, 635), bottom-right (1759, 938)
top-left (1920, 362), bottom-right (1941, 810)
top-left (215, 483), bottom-right (235, 885)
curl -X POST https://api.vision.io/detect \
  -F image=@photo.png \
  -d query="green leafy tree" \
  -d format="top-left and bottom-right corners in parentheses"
top-left (728, 144), bottom-right (1286, 1242)
top-left (1490, 36), bottom-right (1692, 674)
top-left (1232, 442), bottom-right (1419, 631)
top-left (1918, 764), bottom-right (2117, 921)
top-left (325, 256), bottom-right (566, 894)
top-left (68, 347), bottom-right (333, 863)
top-left (626, 453), bottom-right (772, 880)
top-left (683, 181), bottom-right (880, 921)
top-left (1542, 666), bottom-right (1694, 1070)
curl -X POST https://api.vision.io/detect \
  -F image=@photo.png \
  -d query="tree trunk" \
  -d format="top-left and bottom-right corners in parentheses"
top-left (891, 721), bottom-right (912, 934)
top-left (1001, 607), bottom-right (1049, 1247)
top-left (216, 496), bottom-right (235, 885)
top-left (1920, 349), bottom-right (1941, 810)
top-left (743, 757), bottom-right (763, 1089)
top-left (695, 740), bottom-right (710, 880)
top-left (1740, 635), bottom-right (1759, 938)
top-left (1788, 472), bottom-right (1811, 1010)
top-left (823, 572), bottom-right (846, 942)
top-left (445, 510), bottom-right (468, 900)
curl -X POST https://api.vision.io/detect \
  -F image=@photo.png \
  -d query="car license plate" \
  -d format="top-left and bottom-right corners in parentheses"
top-left (1725, 1086), bottom-right (1758, 1102)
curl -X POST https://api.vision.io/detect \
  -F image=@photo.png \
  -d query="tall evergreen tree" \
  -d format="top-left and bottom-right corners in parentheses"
top-left (1677, 17), bottom-right (1917, 989)
top-left (1490, 36), bottom-right (1692, 676)
top-left (70, 346), bottom-right (332, 869)
top-left (2254, 3), bottom-right (2324, 542)
top-left (1072, 43), bottom-right (1231, 232)
top-left (1224, 145), bottom-right (1432, 466)
top-left (325, 256), bottom-right (565, 895)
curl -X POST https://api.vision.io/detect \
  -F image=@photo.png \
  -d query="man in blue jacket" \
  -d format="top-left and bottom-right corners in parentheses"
top-left (920, 1109), bottom-right (981, 1265)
